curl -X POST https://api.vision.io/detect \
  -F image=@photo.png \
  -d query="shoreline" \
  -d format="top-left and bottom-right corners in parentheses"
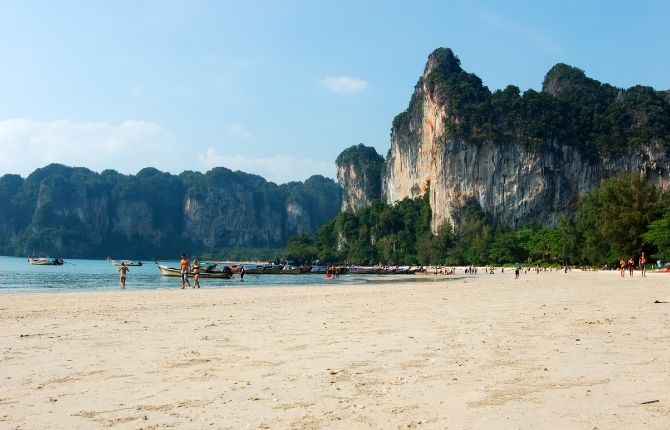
top-left (2, 270), bottom-right (668, 429)
top-left (0, 273), bottom-right (425, 295)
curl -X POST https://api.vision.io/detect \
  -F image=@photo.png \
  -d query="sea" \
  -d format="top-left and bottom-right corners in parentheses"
top-left (0, 257), bottom-right (416, 293)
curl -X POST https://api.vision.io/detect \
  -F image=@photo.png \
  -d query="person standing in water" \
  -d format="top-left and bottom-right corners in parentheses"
top-left (192, 258), bottom-right (201, 289)
top-left (240, 266), bottom-right (245, 282)
top-left (180, 254), bottom-right (191, 289)
top-left (118, 262), bottom-right (129, 289)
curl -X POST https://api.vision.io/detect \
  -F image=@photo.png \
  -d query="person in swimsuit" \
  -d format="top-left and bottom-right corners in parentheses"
top-left (180, 254), bottom-right (191, 289)
top-left (192, 258), bottom-right (201, 289)
top-left (628, 256), bottom-right (635, 277)
top-left (619, 258), bottom-right (626, 277)
top-left (639, 252), bottom-right (647, 278)
top-left (118, 262), bottom-right (129, 289)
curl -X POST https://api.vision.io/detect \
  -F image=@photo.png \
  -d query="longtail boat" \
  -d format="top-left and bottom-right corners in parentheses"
top-left (110, 259), bottom-right (143, 266)
top-left (28, 257), bottom-right (64, 266)
top-left (154, 261), bottom-right (232, 279)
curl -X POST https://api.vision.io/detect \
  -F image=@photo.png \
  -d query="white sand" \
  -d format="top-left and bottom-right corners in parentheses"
top-left (1, 270), bottom-right (669, 429)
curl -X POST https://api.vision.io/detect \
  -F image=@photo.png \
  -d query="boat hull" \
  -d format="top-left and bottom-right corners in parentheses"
top-left (28, 258), bottom-right (64, 266)
top-left (155, 264), bottom-right (232, 279)
top-left (111, 260), bottom-right (143, 266)
top-left (347, 266), bottom-right (417, 275)
top-left (243, 265), bottom-right (284, 275)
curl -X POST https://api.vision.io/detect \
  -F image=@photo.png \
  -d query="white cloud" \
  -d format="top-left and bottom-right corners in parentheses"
top-left (320, 75), bottom-right (369, 93)
top-left (229, 122), bottom-right (252, 139)
top-left (0, 118), bottom-right (188, 176)
top-left (198, 147), bottom-right (336, 184)
top-left (0, 119), bottom-right (336, 185)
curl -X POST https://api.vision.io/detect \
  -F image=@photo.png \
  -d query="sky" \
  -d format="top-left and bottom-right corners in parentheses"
top-left (0, 0), bottom-right (668, 184)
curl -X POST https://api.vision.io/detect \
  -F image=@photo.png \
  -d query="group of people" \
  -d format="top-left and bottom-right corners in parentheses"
top-left (178, 254), bottom-right (202, 288)
top-left (117, 254), bottom-right (250, 289)
top-left (619, 252), bottom-right (647, 278)
top-left (325, 265), bottom-right (342, 277)
top-left (432, 266), bottom-right (456, 275)
top-left (117, 253), bottom-right (205, 289)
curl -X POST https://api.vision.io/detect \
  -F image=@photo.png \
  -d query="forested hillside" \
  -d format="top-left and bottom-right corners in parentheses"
top-left (0, 164), bottom-right (342, 259)
top-left (286, 174), bottom-right (670, 267)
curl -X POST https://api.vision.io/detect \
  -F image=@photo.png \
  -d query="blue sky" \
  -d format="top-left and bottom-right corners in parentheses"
top-left (1, 0), bottom-right (668, 183)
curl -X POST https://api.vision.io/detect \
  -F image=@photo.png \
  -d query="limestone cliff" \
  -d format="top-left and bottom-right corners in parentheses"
top-left (336, 144), bottom-right (385, 212)
top-left (0, 164), bottom-right (342, 257)
top-left (182, 169), bottom-right (284, 248)
top-left (182, 171), bottom-right (341, 250)
top-left (383, 48), bottom-right (670, 231)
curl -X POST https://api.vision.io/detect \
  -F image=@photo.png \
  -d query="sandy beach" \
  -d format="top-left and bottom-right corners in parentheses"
top-left (1, 270), bottom-right (669, 429)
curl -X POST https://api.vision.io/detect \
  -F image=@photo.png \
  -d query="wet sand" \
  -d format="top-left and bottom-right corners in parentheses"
top-left (1, 270), bottom-right (669, 429)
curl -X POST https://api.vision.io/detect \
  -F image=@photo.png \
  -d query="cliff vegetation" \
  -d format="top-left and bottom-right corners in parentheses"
top-left (286, 174), bottom-right (670, 266)
top-left (398, 48), bottom-right (670, 157)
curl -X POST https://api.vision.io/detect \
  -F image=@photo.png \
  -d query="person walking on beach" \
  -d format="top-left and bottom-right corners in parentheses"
top-left (192, 258), bottom-right (201, 289)
top-left (639, 252), bottom-right (647, 278)
top-left (619, 258), bottom-right (626, 277)
top-left (118, 262), bottom-right (129, 289)
top-left (514, 262), bottom-right (521, 279)
top-left (180, 254), bottom-right (191, 289)
top-left (628, 256), bottom-right (635, 277)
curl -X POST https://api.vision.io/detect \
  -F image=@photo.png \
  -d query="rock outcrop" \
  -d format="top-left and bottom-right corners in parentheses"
top-left (380, 48), bottom-right (670, 231)
top-left (336, 144), bottom-right (385, 212)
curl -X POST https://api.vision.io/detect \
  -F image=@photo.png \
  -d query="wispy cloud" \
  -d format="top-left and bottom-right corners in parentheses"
top-left (320, 75), bottom-right (369, 93)
top-left (0, 118), bottom-right (185, 176)
top-left (229, 122), bottom-right (252, 139)
top-left (0, 119), bottom-right (336, 184)
top-left (198, 147), bottom-right (335, 184)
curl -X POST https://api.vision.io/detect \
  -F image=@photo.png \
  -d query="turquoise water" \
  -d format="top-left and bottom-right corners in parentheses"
top-left (0, 257), bottom-right (410, 293)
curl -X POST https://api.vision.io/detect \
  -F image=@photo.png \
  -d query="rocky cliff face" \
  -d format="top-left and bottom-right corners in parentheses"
top-left (182, 171), bottom-right (341, 250)
top-left (112, 200), bottom-right (160, 243)
top-left (0, 164), bottom-right (342, 257)
top-left (182, 169), bottom-right (284, 248)
top-left (336, 144), bottom-right (385, 212)
top-left (382, 48), bottom-right (670, 231)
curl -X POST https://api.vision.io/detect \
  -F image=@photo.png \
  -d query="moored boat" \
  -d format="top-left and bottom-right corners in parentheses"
top-left (241, 264), bottom-right (312, 274)
top-left (347, 266), bottom-right (379, 274)
top-left (243, 264), bottom-right (285, 275)
top-left (347, 265), bottom-right (418, 275)
top-left (310, 265), bottom-right (328, 274)
top-left (280, 265), bottom-right (302, 274)
top-left (110, 259), bottom-right (143, 266)
top-left (28, 257), bottom-right (64, 266)
top-left (313, 265), bottom-right (348, 275)
top-left (155, 262), bottom-right (232, 279)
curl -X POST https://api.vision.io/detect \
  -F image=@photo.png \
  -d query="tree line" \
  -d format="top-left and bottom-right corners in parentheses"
top-left (284, 173), bottom-right (670, 267)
